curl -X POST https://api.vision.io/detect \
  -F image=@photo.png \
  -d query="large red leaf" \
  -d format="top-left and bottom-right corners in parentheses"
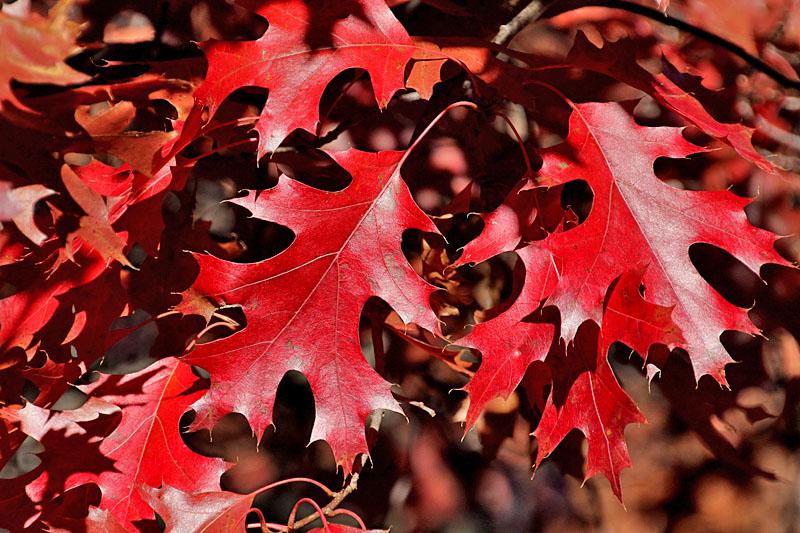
top-left (538, 101), bottom-right (785, 383)
top-left (189, 0), bottom-right (413, 156)
top-left (182, 149), bottom-right (440, 472)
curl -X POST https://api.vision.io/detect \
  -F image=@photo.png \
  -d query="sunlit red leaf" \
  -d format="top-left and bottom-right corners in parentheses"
top-left (181, 149), bottom-right (440, 471)
top-left (538, 101), bottom-right (785, 383)
top-left (187, 0), bottom-right (414, 156)
top-left (0, 0), bottom-right (89, 110)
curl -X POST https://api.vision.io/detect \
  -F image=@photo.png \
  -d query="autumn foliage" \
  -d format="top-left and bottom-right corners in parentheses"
top-left (1, 0), bottom-right (799, 531)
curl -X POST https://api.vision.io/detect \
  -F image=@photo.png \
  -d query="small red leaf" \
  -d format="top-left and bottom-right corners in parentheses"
top-left (534, 323), bottom-right (646, 499)
top-left (140, 484), bottom-right (254, 533)
top-left (456, 246), bottom-right (557, 429)
top-left (0, 2), bottom-right (89, 110)
top-left (188, 0), bottom-right (414, 156)
top-left (70, 358), bottom-right (226, 528)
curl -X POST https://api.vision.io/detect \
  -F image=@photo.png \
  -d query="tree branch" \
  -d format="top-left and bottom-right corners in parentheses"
top-left (492, 1), bottom-right (550, 45)
top-left (465, 0), bottom-right (800, 90)
top-left (288, 473), bottom-right (360, 531)
top-left (561, 0), bottom-right (800, 91)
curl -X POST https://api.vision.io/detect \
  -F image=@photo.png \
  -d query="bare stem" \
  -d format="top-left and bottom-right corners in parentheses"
top-left (184, 138), bottom-right (258, 163)
top-left (287, 498), bottom-right (328, 531)
top-left (494, 110), bottom-right (534, 177)
top-left (403, 101), bottom-right (479, 165)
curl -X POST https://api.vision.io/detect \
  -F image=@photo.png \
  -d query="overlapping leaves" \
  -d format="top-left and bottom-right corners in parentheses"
top-left (0, 0), bottom-right (794, 529)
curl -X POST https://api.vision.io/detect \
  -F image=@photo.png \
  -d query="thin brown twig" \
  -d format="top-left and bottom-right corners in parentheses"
top-left (289, 473), bottom-right (361, 531)
top-left (490, 0), bottom-right (551, 189)
top-left (492, 0), bottom-right (550, 45)
top-left (287, 498), bottom-right (328, 531)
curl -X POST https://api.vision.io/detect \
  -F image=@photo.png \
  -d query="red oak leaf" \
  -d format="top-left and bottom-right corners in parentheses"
top-left (61, 165), bottom-right (133, 268)
top-left (68, 358), bottom-right (225, 528)
top-left (35, 266), bottom-right (128, 402)
top-left (534, 322), bottom-right (646, 499)
top-left (182, 149), bottom-right (440, 472)
top-left (4, 398), bottom-right (119, 503)
top-left (601, 267), bottom-right (686, 359)
top-left (538, 101), bottom-right (785, 383)
top-left (140, 484), bottom-right (254, 532)
top-left (0, 473), bottom-right (43, 531)
top-left (21, 356), bottom-right (84, 408)
top-left (69, 161), bottom-right (134, 222)
top-left (88, 130), bottom-right (177, 178)
top-left (74, 101), bottom-right (136, 141)
top-left (456, 180), bottom-right (540, 267)
top-left (0, 183), bottom-right (57, 245)
top-left (187, 0), bottom-right (414, 157)
top-left (555, 33), bottom-right (777, 172)
top-left (531, 266), bottom-right (681, 498)
top-left (0, 251), bottom-right (110, 359)
top-left (0, 262), bottom-right (125, 417)
top-left (454, 245), bottom-right (556, 429)
top-left (68, 158), bottom-right (188, 256)
top-left (0, 473), bottom-right (101, 533)
top-left (0, 0), bottom-right (90, 110)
